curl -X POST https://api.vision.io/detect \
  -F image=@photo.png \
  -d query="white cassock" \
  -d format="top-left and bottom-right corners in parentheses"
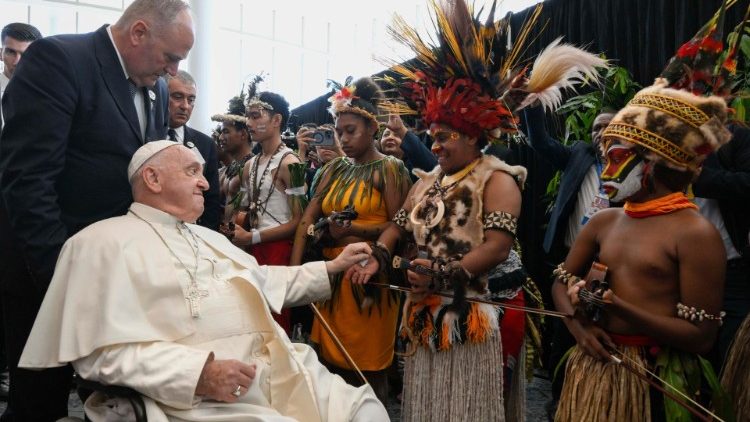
top-left (19, 202), bottom-right (388, 422)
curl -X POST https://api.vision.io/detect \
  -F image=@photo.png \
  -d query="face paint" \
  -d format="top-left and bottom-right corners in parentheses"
top-left (601, 144), bottom-right (644, 202)
top-left (429, 128), bottom-right (461, 154)
top-left (255, 124), bottom-right (267, 133)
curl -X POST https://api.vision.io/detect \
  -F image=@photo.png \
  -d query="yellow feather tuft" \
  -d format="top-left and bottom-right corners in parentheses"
top-left (500, 3), bottom-right (543, 78)
top-left (432, 0), bottom-right (468, 75)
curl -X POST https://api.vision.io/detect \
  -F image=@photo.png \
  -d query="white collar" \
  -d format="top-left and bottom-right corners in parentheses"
top-left (106, 25), bottom-right (130, 81)
top-left (129, 202), bottom-right (181, 225)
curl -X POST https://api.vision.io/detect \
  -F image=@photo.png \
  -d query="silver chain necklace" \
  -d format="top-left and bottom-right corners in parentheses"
top-left (129, 209), bottom-right (208, 318)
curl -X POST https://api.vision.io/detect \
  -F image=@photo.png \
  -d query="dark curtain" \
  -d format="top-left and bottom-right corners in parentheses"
top-left (290, 0), bottom-right (750, 302)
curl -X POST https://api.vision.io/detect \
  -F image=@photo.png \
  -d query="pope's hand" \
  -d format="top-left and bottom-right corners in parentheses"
top-left (195, 356), bottom-right (256, 402)
top-left (326, 242), bottom-right (372, 274)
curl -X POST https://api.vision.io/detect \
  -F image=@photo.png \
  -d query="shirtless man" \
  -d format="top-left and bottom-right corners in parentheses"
top-left (553, 139), bottom-right (725, 357)
top-left (552, 80), bottom-right (730, 421)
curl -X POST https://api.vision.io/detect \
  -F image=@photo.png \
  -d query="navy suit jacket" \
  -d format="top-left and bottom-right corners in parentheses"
top-left (521, 106), bottom-right (597, 256)
top-left (0, 25), bottom-right (169, 290)
top-left (183, 125), bottom-right (221, 231)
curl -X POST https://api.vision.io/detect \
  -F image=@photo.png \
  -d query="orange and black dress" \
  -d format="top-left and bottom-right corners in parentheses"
top-left (309, 155), bottom-right (410, 400)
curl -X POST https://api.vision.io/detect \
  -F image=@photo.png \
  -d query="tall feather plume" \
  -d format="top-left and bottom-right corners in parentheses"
top-left (383, 0), bottom-right (605, 141)
top-left (226, 89), bottom-right (247, 116)
top-left (245, 73), bottom-right (265, 102)
top-left (517, 37), bottom-right (608, 111)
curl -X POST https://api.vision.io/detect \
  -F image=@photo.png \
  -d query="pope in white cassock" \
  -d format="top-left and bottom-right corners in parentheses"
top-left (18, 141), bottom-right (389, 421)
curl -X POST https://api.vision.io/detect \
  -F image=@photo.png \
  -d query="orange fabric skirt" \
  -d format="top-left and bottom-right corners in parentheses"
top-left (310, 246), bottom-right (399, 371)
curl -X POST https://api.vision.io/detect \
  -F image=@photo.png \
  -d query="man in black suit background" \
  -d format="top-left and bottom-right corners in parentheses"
top-left (166, 70), bottom-right (220, 230)
top-left (0, 0), bottom-right (194, 419)
top-left (519, 104), bottom-right (615, 416)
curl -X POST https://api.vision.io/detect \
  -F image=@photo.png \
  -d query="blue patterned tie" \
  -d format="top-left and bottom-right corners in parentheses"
top-left (127, 79), bottom-right (137, 98)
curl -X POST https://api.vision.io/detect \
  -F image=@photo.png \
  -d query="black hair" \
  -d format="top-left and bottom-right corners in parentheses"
top-left (257, 91), bottom-right (290, 130)
top-left (348, 77), bottom-right (383, 120)
top-left (1, 23), bottom-right (42, 44)
top-left (653, 163), bottom-right (693, 193)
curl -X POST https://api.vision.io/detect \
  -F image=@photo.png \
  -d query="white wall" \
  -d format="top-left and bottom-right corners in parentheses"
top-left (1, 0), bottom-right (541, 133)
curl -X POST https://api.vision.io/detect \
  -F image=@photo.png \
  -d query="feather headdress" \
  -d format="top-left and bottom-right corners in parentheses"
top-left (211, 89), bottom-right (248, 126)
top-left (659, 0), bottom-right (744, 97)
top-left (602, 0), bottom-right (749, 174)
top-left (245, 73), bottom-right (274, 111)
top-left (327, 76), bottom-right (384, 126)
top-left (382, 0), bottom-right (608, 141)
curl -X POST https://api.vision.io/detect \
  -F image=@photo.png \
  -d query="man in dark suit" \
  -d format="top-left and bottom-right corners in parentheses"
top-left (693, 124), bottom-right (750, 370)
top-left (0, 0), bottom-right (194, 419)
top-left (521, 105), bottom-right (615, 261)
top-left (166, 70), bottom-right (220, 230)
top-left (520, 104), bottom-right (614, 413)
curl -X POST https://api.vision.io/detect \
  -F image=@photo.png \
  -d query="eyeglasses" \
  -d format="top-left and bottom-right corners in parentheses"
top-left (429, 129), bottom-right (461, 143)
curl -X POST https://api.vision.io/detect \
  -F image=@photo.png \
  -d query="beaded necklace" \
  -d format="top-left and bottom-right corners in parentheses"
top-left (247, 142), bottom-right (285, 228)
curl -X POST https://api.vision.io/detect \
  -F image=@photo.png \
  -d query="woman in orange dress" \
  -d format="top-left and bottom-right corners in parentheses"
top-left (290, 77), bottom-right (411, 404)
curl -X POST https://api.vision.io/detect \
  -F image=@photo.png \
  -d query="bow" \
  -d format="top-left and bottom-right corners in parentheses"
top-left (606, 347), bottom-right (723, 422)
top-left (369, 282), bottom-right (570, 319)
top-left (308, 303), bottom-right (369, 386)
top-left (388, 256), bottom-right (571, 318)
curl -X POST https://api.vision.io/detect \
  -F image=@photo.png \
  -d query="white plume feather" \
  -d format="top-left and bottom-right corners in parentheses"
top-left (518, 37), bottom-right (609, 112)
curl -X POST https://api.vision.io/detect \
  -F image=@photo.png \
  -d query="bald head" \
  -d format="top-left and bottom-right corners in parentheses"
top-left (592, 111), bottom-right (616, 152)
top-left (132, 145), bottom-right (209, 223)
top-left (115, 0), bottom-right (190, 35)
top-left (111, 0), bottom-right (194, 87)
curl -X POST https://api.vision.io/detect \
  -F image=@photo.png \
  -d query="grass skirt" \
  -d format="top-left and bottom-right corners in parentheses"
top-left (721, 312), bottom-right (750, 420)
top-left (555, 345), bottom-right (650, 422)
top-left (401, 334), bottom-right (505, 421)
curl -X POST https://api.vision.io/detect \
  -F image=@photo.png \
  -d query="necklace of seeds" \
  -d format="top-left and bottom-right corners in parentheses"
top-left (247, 143), bottom-right (285, 224)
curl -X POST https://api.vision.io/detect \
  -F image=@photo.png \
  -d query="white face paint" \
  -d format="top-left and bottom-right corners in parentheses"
top-left (603, 161), bottom-right (644, 202)
top-left (255, 124), bottom-right (267, 133)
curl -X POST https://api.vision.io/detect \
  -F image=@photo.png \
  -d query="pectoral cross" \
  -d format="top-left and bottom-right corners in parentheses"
top-left (185, 283), bottom-right (209, 318)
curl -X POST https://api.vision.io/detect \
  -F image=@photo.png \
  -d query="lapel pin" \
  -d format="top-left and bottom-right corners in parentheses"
top-left (148, 90), bottom-right (156, 101)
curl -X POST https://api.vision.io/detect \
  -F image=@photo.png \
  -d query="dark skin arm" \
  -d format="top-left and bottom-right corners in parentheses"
top-left (346, 180), bottom-right (419, 284)
top-left (289, 166), bottom-right (332, 265)
top-left (551, 209), bottom-right (616, 361)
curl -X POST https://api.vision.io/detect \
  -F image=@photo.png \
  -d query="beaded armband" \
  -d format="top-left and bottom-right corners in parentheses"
top-left (483, 211), bottom-right (517, 237)
top-left (393, 208), bottom-right (408, 228)
top-left (552, 263), bottom-right (581, 287)
top-left (676, 303), bottom-right (726, 325)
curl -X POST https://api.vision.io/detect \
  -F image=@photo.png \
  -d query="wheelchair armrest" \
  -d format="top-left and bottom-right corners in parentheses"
top-left (74, 373), bottom-right (148, 422)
